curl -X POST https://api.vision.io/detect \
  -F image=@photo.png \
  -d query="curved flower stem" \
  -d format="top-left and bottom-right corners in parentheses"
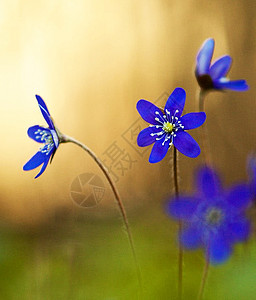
top-left (197, 252), bottom-right (210, 300)
top-left (60, 134), bottom-right (142, 292)
top-left (199, 90), bottom-right (212, 166)
top-left (173, 147), bottom-right (183, 300)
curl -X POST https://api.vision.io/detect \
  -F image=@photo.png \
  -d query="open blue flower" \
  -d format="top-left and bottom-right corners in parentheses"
top-left (23, 95), bottom-right (59, 178)
top-left (168, 166), bottom-right (252, 265)
top-left (195, 38), bottom-right (249, 91)
top-left (136, 88), bottom-right (206, 163)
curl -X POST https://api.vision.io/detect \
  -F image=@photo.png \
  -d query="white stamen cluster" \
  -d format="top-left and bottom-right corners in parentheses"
top-left (150, 109), bottom-right (184, 147)
top-left (35, 129), bottom-right (55, 155)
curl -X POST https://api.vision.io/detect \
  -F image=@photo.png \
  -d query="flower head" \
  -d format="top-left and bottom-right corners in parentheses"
top-left (168, 166), bottom-right (252, 265)
top-left (136, 88), bottom-right (206, 163)
top-left (195, 38), bottom-right (249, 92)
top-left (23, 95), bottom-right (60, 178)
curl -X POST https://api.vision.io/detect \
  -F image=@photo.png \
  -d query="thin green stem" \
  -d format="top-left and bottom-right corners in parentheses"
top-left (60, 134), bottom-right (142, 293)
top-left (173, 147), bottom-right (183, 300)
top-left (197, 252), bottom-right (210, 300)
top-left (199, 90), bottom-right (212, 166)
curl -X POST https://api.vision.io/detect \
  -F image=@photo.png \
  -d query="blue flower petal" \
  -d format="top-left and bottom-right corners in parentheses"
top-left (196, 38), bottom-right (214, 75)
top-left (180, 226), bottom-right (202, 249)
top-left (149, 138), bottom-right (169, 163)
top-left (247, 155), bottom-right (256, 198)
top-left (27, 126), bottom-right (51, 143)
top-left (213, 79), bottom-right (249, 91)
top-left (209, 55), bottom-right (232, 80)
top-left (227, 219), bottom-right (250, 242)
top-left (196, 166), bottom-right (222, 198)
top-left (35, 95), bottom-right (55, 129)
top-left (226, 184), bottom-right (251, 210)
top-left (180, 112), bottom-right (206, 130)
top-left (164, 88), bottom-right (186, 118)
top-left (136, 100), bottom-right (164, 125)
top-left (173, 131), bottom-right (200, 158)
top-left (23, 149), bottom-right (54, 178)
top-left (168, 197), bottom-right (198, 221)
top-left (208, 237), bottom-right (232, 265)
top-left (137, 126), bottom-right (161, 147)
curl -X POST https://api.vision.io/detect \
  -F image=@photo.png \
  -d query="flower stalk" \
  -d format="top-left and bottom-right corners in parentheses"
top-left (197, 251), bottom-right (210, 300)
top-left (59, 133), bottom-right (142, 291)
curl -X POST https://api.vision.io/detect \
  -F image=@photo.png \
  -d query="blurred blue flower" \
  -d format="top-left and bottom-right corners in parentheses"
top-left (196, 38), bottom-right (249, 91)
top-left (168, 166), bottom-right (251, 265)
top-left (136, 88), bottom-right (206, 163)
top-left (23, 95), bottom-right (59, 178)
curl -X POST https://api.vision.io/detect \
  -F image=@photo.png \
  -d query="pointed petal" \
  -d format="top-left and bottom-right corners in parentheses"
top-left (196, 166), bottom-right (222, 198)
top-left (180, 226), bottom-right (202, 249)
top-left (35, 95), bottom-right (55, 129)
top-left (180, 112), bottom-right (206, 130)
top-left (136, 100), bottom-right (164, 125)
top-left (209, 55), bottom-right (232, 80)
top-left (27, 126), bottom-right (51, 143)
top-left (226, 219), bottom-right (250, 242)
top-left (137, 126), bottom-right (162, 147)
top-left (34, 160), bottom-right (49, 178)
top-left (213, 79), bottom-right (249, 91)
top-left (196, 38), bottom-right (215, 75)
top-left (173, 131), bottom-right (200, 158)
top-left (168, 197), bottom-right (198, 221)
top-left (226, 184), bottom-right (251, 210)
top-left (23, 151), bottom-right (48, 171)
top-left (208, 237), bottom-right (232, 265)
top-left (164, 88), bottom-right (186, 118)
top-left (149, 137), bottom-right (170, 163)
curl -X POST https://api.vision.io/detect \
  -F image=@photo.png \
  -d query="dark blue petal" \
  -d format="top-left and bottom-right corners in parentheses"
top-left (23, 149), bottom-right (54, 178)
top-left (180, 112), bottom-right (206, 130)
top-left (180, 226), bottom-right (202, 249)
top-left (137, 126), bottom-right (161, 147)
top-left (209, 55), bottom-right (232, 80)
top-left (23, 151), bottom-right (49, 171)
top-left (196, 38), bottom-right (214, 75)
top-left (173, 131), bottom-right (200, 158)
top-left (168, 197), bottom-right (198, 221)
top-left (35, 95), bottom-right (55, 129)
top-left (226, 220), bottom-right (250, 242)
top-left (149, 138), bottom-right (169, 163)
top-left (27, 126), bottom-right (51, 143)
top-left (196, 166), bottom-right (222, 198)
top-left (213, 79), bottom-right (249, 91)
top-left (136, 100), bottom-right (164, 125)
top-left (164, 88), bottom-right (186, 118)
top-left (208, 237), bottom-right (232, 265)
top-left (226, 184), bottom-right (251, 210)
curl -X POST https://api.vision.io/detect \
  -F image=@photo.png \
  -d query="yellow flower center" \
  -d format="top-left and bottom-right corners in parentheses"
top-left (163, 122), bottom-right (174, 133)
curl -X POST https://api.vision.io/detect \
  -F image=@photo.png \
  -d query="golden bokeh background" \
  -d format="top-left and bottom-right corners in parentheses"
top-left (0, 1), bottom-right (256, 299)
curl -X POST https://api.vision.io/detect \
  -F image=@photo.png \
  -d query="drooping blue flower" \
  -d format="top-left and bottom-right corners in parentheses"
top-left (23, 95), bottom-right (60, 178)
top-left (195, 38), bottom-right (249, 92)
top-left (167, 166), bottom-right (251, 265)
top-left (136, 88), bottom-right (206, 163)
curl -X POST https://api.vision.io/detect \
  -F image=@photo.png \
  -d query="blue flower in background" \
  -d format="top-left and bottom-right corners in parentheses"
top-left (23, 95), bottom-right (59, 178)
top-left (168, 166), bottom-right (251, 265)
top-left (136, 88), bottom-right (206, 163)
top-left (195, 38), bottom-right (249, 91)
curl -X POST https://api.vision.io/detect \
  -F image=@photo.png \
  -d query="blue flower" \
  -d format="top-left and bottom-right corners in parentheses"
top-left (196, 38), bottom-right (249, 91)
top-left (168, 166), bottom-right (252, 265)
top-left (23, 95), bottom-right (60, 178)
top-left (136, 88), bottom-right (206, 163)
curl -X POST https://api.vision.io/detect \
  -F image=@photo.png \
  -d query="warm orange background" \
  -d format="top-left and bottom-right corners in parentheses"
top-left (0, 1), bottom-right (255, 225)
